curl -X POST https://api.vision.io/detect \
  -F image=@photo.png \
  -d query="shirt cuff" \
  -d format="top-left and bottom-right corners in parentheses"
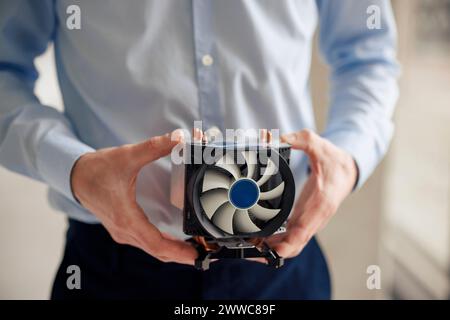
top-left (36, 130), bottom-right (95, 203)
top-left (322, 129), bottom-right (381, 190)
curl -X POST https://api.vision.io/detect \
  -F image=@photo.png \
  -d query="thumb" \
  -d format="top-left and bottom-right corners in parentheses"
top-left (130, 129), bottom-right (184, 168)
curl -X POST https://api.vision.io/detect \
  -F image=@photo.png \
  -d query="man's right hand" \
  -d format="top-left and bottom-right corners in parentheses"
top-left (70, 130), bottom-right (197, 265)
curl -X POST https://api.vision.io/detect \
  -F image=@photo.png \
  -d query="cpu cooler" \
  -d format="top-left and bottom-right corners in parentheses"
top-left (171, 141), bottom-right (295, 270)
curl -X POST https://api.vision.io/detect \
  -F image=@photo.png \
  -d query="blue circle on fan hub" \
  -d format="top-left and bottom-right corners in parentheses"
top-left (229, 178), bottom-right (260, 209)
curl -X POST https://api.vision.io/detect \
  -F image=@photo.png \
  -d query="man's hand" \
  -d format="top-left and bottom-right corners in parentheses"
top-left (70, 130), bottom-right (197, 265)
top-left (266, 129), bottom-right (358, 259)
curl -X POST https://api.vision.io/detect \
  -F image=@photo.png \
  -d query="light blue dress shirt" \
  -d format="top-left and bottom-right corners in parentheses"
top-left (0, 0), bottom-right (398, 238)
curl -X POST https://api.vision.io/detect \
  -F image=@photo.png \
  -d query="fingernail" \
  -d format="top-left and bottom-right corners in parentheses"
top-left (171, 129), bottom-right (185, 143)
top-left (281, 133), bottom-right (295, 143)
top-left (193, 128), bottom-right (202, 141)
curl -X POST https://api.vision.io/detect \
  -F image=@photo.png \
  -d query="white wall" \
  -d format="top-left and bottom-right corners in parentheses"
top-left (380, 0), bottom-right (450, 299)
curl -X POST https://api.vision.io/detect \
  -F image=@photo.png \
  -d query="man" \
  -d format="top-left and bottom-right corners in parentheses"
top-left (0, 0), bottom-right (398, 299)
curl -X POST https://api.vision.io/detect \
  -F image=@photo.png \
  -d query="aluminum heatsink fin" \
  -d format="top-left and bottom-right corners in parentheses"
top-left (259, 182), bottom-right (285, 200)
top-left (202, 169), bottom-right (231, 192)
top-left (249, 204), bottom-right (280, 221)
top-left (211, 202), bottom-right (236, 234)
top-left (256, 158), bottom-right (277, 187)
top-left (243, 151), bottom-right (257, 179)
top-left (233, 209), bottom-right (261, 234)
top-left (200, 189), bottom-right (229, 219)
top-left (215, 153), bottom-right (241, 180)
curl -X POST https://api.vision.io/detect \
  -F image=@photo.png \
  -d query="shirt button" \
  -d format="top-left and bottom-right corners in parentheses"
top-left (202, 54), bottom-right (214, 66)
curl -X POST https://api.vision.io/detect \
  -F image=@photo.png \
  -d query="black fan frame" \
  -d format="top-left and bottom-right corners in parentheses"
top-left (183, 142), bottom-right (295, 240)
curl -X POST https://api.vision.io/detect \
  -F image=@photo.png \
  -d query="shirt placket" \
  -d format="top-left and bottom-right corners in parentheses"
top-left (192, 0), bottom-right (224, 132)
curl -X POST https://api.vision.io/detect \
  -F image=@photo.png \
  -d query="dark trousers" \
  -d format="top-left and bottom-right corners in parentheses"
top-left (51, 219), bottom-right (331, 299)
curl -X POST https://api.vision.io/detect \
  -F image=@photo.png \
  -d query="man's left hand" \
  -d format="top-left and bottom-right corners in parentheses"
top-left (266, 129), bottom-right (358, 259)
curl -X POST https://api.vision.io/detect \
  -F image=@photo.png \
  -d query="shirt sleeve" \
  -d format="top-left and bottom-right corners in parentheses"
top-left (316, 0), bottom-right (400, 188)
top-left (0, 1), bottom-right (95, 205)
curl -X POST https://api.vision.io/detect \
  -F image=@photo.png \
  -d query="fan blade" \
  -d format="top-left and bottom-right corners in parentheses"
top-left (215, 153), bottom-right (240, 180)
top-left (243, 151), bottom-right (257, 178)
top-left (200, 189), bottom-right (229, 219)
top-left (202, 169), bottom-right (231, 192)
top-left (249, 204), bottom-right (280, 221)
top-left (233, 209), bottom-right (261, 233)
top-left (212, 203), bottom-right (236, 234)
top-left (259, 182), bottom-right (285, 200)
top-left (256, 159), bottom-right (277, 186)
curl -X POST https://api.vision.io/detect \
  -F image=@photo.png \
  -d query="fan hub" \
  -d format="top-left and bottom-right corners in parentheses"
top-left (228, 178), bottom-right (260, 210)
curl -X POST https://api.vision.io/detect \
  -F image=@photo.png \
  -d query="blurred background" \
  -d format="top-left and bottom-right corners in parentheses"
top-left (0, 0), bottom-right (449, 299)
